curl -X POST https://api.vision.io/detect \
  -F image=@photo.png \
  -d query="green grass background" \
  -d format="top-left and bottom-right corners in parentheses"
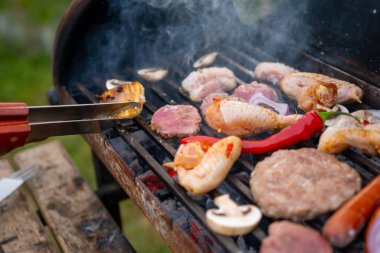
top-left (0, 1), bottom-right (169, 252)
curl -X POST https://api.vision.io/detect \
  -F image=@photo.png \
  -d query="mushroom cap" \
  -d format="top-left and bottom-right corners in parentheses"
top-left (206, 204), bottom-right (262, 236)
top-left (193, 52), bottom-right (218, 69)
top-left (106, 79), bottom-right (132, 90)
top-left (137, 68), bottom-right (168, 82)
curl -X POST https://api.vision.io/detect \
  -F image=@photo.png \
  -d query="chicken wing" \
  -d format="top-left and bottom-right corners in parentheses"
top-left (280, 73), bottom-right (363, 111)
top-left (205, 98), bottom-right (302, 136)
top-left (166, 136), bottom-right (242, 195)
top-left (318, 110), bottom-right (380, 155)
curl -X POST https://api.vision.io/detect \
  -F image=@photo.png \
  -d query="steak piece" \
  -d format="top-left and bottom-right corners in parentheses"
top-left (233, 81), bottom-right (278, 102)
top-left (250, 148), bottom-right (361, 220)
top-left (151, 105), bottom-right (201, 139)
top-left (260, 221), bottom-right (333, 253)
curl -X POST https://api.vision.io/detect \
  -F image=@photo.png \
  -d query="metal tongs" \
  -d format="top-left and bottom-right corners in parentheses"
top-left (0, 101), bottom-right (140, 149)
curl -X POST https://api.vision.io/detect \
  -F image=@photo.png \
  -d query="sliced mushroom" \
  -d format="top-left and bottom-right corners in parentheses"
top-left (193, 52), bottom-right (218, 69)
top-left (206, 194), bottom-right (262, 236)
top-left (106, 79), bottom-right (133, 90)
top-left (137, 68), bottom-right (168, 82)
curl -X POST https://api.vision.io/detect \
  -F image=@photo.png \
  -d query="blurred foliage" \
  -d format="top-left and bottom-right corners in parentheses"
top-left (233, 0), bottom-right (280, 24)
top-left (0, 1), bottom-right (169, 252)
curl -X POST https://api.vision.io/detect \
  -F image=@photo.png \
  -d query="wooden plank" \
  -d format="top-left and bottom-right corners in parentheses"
top-left (0, 159), bottom-right (55, 253)
top-left (14, 141), bottom-right (135, 253)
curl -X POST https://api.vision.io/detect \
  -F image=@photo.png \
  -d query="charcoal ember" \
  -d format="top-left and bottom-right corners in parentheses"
top-left (189, 219), bottom-right (225, 253)
top-left (161, 198), bottom-right (192, 231)
top-left (186, 193), bottom-right (210, 208)
top-left (139, 169), bottom-right (175, 198)
top-left (237, 236), bottom-right (257, 253)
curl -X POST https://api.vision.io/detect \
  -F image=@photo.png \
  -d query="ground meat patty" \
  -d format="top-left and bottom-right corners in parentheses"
top-left (150, 105), bottom-right (201, 139)
top-left (250, 148), bottom-right (361, 221)
top-left (260, 221), bottom-right (333, 253)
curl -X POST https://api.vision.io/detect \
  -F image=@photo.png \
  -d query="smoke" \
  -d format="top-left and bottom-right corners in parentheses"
top-left (67, 0), bottom-right (250, 89)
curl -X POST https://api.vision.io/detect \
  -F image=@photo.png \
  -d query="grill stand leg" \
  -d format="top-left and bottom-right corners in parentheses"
top-left (93, 151), bottom-right (128, 228)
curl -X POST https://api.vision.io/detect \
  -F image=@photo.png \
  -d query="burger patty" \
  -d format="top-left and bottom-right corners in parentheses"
top-left (250, 148), bottom-right (361, 221)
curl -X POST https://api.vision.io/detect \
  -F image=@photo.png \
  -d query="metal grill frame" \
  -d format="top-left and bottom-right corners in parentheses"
top-left (55, 40), bottom-right (380, 253)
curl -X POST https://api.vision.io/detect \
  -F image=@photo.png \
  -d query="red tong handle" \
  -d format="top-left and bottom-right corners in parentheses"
top-left (0, 103), bottom-right (31, 149)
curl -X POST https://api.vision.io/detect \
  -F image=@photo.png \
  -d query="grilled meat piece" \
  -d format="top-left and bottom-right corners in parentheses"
top-left (200, 92), bottom-right (229, 115)
top-left (232, 81), bottom-right (278, 102)
top-left (250, 148), bottom-right (361, 221)
top-left (280, 72), bottom-right (363, 108)
top-left (151, 105), bottom-right (201, 139)
top-left (174, 136), bottom-right (242, 195)
top-left (182, 67), bottom-right (237, 102)
top-left (205, 98), bottom-right (301, 137)
top-left (253, 62), bottom-right (298, 85)
top-left (99, 80), bottom-right (145, 118)
top-left (260, 221), bottom-right (333, 253)
top-left (296, 81), bottom-right (338, 111)
top-left (318, 110), bottom-right (380, 155)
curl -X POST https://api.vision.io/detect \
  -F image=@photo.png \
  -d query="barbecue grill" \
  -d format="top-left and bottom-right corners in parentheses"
top-left (52, 0), bottom-right (380, 252)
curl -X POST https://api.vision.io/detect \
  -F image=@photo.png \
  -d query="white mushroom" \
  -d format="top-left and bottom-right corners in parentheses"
top-left (137, 68), bottom-right (168, 82)
top-left (106, 79), bottom-right (132, 90)
top-left (206, 194), bottom-right (262, 236)
top-left (193, 52), bottom-right (218, 69)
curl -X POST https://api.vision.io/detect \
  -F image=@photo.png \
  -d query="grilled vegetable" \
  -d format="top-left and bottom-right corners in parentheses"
top-left (366, 207), bottom-right (380, 253)
top-left (323, 175), bottom-right (380, 248)
top-left (137, 68), bottom-right (168, 82)
top-left (193, 52), bottom-right (218, 68)
top-left (181, 111), bottom-right (364, 154)
top-left (206, 194), bottom-right (261, 236)
top-left (248, 92), bottom-right (289, 115)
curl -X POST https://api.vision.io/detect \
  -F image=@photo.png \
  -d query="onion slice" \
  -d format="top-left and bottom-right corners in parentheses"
top-left (367, 218), bottom-right (380, 253)
top-left (248, 92), bottom-right (289, 115)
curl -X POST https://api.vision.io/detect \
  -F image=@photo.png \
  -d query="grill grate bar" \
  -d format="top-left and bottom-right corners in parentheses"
top-left (70, 38), bottom-right (379, 251)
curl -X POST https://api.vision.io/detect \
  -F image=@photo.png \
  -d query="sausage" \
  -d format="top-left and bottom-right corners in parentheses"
top-left (323, 175), bottom-right (380, 248)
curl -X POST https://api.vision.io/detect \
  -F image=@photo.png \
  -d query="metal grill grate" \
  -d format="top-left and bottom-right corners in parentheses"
top-left (66, 41), bottom-right (379, 253)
